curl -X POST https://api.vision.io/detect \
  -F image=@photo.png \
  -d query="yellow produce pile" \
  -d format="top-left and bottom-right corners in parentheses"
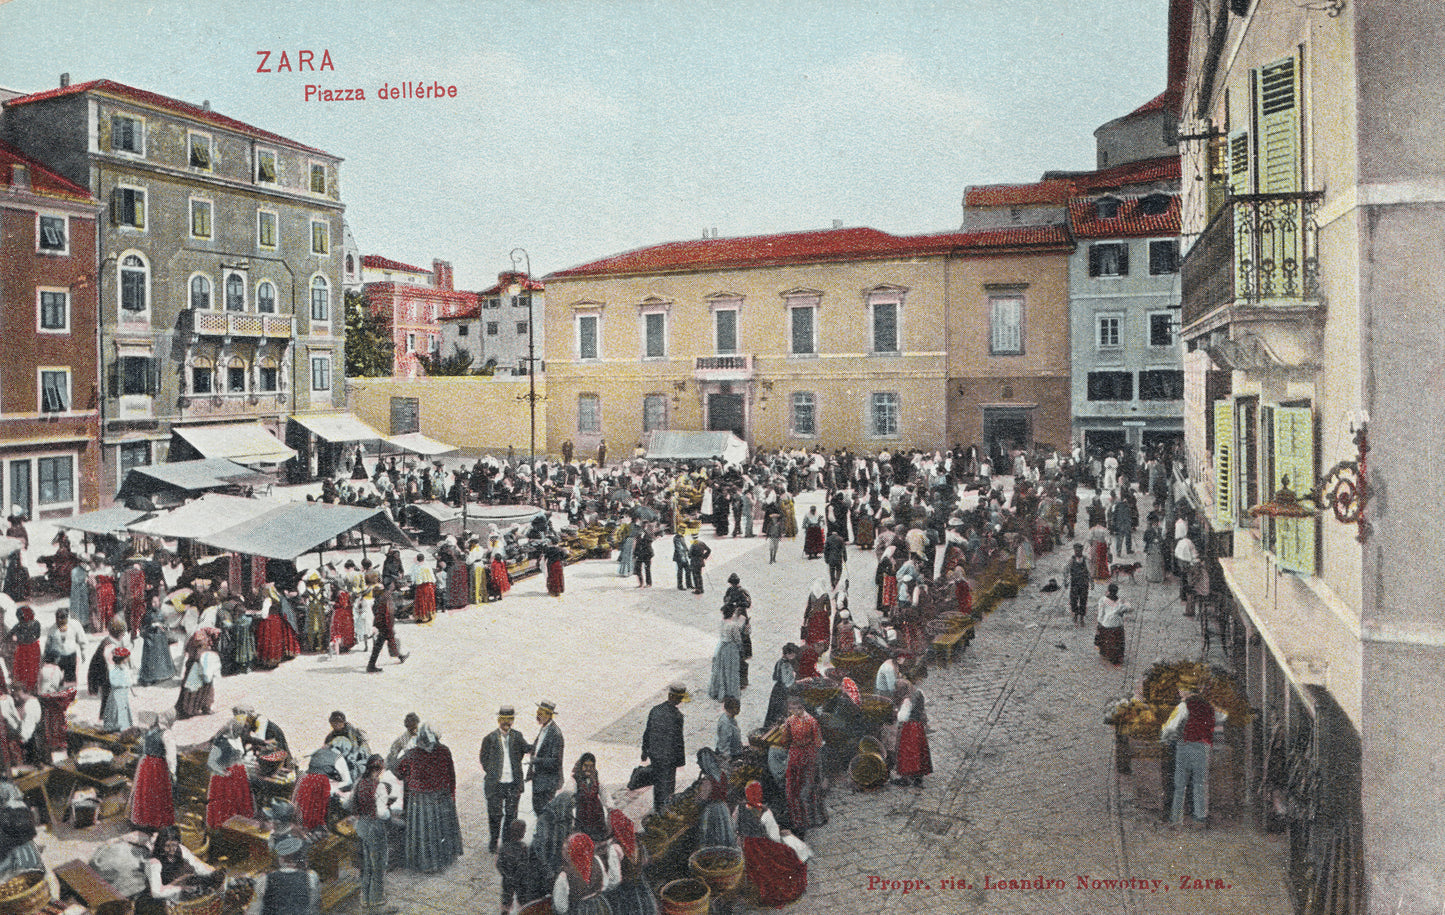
top-left (1105, 659), bottom-right (1252, 740)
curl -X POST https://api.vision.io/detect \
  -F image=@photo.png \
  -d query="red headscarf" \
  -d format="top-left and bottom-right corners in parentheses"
top-left (796, 645), bottom-right (820, 679)
top-left (16, 606), bottom-right (33, 622)
top-left (608, 810), bottom-right (636, 859)
top-left (841, 677), bottom-right (861, 706)
top-left (565, 832), bottom-right (594, 882)
top-left (745, 780), bottom-right (765, 810)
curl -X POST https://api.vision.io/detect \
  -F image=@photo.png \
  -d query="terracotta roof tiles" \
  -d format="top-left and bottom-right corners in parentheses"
top-left (0, 139), bottom-right (93, 202)
top-left (362, 254), bottom-right (431, 275)
top-left (1068, 193), bottom-right (1180, 239)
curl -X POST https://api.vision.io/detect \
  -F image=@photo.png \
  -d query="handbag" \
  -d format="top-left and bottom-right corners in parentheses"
top-left (627, 763), bottom-right (656, 790)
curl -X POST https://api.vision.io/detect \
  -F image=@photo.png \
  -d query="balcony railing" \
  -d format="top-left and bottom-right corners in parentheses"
top-left (182, 309), bottom-right (295, 340)
top-left (1182, 192), bottom-right (1322, 327)
top-left (694, 354), bottom-right (754, 378)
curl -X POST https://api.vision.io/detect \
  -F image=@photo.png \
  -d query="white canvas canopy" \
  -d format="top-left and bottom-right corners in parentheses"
top-left (645, 431), bottom-right (748, 466)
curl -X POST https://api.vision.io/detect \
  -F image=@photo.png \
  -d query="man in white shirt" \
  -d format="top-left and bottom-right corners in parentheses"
top-left (478, 706), bottom-right (529, 854)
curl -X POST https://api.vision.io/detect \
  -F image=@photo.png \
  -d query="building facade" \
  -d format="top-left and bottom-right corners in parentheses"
top-left (360, 256), bottom-right (475, 379)
top-left (438, 271), bottom-right (544, 376)
top-left (0, 140), bottom-right (102, 519)
top-left (1, 78), bottom-right (345, 495)
top-left (1178, 0), bottom-right (1445, 910)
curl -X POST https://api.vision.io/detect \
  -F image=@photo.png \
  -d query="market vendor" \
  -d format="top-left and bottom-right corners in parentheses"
top-left (234, 703), bottom-right (289, 755)
top-left (142, 825), bottom-right (216, 905)
top-left (0, 780), bottom-right (41, 881)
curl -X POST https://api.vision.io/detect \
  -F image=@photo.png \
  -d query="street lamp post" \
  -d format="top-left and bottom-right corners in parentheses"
top-left (510, 248), bottom-right (540, 507)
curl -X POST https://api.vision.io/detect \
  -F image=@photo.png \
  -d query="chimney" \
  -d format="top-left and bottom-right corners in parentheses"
top-left (59, 73), bottom-right (70, 88)
top-left (9, 164), bottom-right (29, 190)
top-left (202, 100), bottom-right (211, 111)
top-left (832, 219), bottom-right (843, 229)
top-left (432, 259), bottom-right (453, 291)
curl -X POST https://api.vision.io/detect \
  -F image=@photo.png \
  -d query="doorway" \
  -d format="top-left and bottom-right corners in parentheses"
top-left (707, 393), bottom-right (744, 439)
top-left (982, 408), bottom-right (1032, 465)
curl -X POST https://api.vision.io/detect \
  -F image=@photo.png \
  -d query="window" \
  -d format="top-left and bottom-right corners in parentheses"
top-left (485, 297), bottom-right (500, 309)
top-left (406, 333), bottom-right (416, 353)
top-left (39, 369), bottom-right (69, 413)
top-left (112, 187), bottom-right (145, 228)
top-left (188, 133), bottom-right (212, 170)
top-left (577, 314), bottom-right (599, 360)
top-left (37, 456), bottom-right (73, 506)
top-left (512, 293), bottom-right (532, 310)
top-left (457, 325), bottom-right (469, 337)
top-left (120, 254), bottom-right (148, 313)
top-left (256, 149), bottom-right (277, 183)
top-left (227, 361), bottom-right (247, 393)
top-left (1087, 371), bottom-right (1134, 401)
top-left (789, 306), bottom-right (816, 355)
top-left (310, 276), bottom-right (329, 322)
top-left (715, 309), bottom-right (738, 354)
top-left (110, 114), bottom-right (143, 153)
top-left (1088, 243), bottom-right (1129, 277)
top-left (1149, 311), bottom-right (1176, 347)
top-left (257, 281), bottom-right (276, 314)
top-left (1095, 197), bottom-right (1120, 219)
top-left (37, 215), bottom-right (67, 253)
top-left (189, 199), bottom-right (212, 239)
top-left (191, 360), bottom-right (214, 395)
top-left (643, 312), bottom-right (666, 358)
top-left (1097, 314), bottom-right (1122, 348)
top-left (118, 442), bottom-right (150, 484)
top-left (119, 356), bottom-right (153, 396)
top-left (190, 275), bottom-right (212, 311)
top-left (1149, 240), bottom-right (1180, 275)
top-left (871, 301), bottom-right (899, 354)
top-left (310, 163), bottom-right (327, 194)
top-left (578, 394), bottom-right (600, 433)
top-left (1139, 370), bottom-right (1185, 401)
top-left (38, 290), bottom-right (68, 332)
top-left (486, 322), bottom-right (499, 336)
top-left (989, 296), bottom-right (1024, 355)
top-left (1139, 194), bottom-right (1171, 216)
top-left (225, 274), bottom-right (245, 312)
top-left (311, 219), bottom-right (329, 254)
top-left (643, 395), bottom-right (668, 432)
top-left (429, 335), bottom-right (439, 353)
top-left (310, 356), bottom-right (331, 391)
top-left (791, 392), bottom-right (816, 437)
top-left (517, 322), bottom-right (529, 336)
top-left (871, 392), bottom-right (900, 437)
top-left (258, 358), bottom-right (279, 392)
top-left (257, 210), bottom-right (277, 249)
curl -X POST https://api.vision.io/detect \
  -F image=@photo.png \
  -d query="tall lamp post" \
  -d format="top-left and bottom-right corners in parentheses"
top-left (509, 248), bottom-right (541, 507)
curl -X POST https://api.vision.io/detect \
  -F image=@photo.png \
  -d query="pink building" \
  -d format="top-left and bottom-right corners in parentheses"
top-left (360, 256), bottom-right (478, 379)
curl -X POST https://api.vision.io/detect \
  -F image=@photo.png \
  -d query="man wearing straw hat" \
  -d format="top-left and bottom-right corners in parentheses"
top-left (478, 706), bottom-right (528, 854)
top-left (640, 682), bottom-right (688, 811)
top-left (528, 700), bottom-right (563, 814)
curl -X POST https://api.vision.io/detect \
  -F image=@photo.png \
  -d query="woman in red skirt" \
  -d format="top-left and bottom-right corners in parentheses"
top-left (411, 556), bottom-right (436, 624)
top-left (487, 540), bottom-right (511, 598)
top-left (737, 780), bottom-right (810, 907)
top-left (543, 544), bottom-right (567, 597)
top-left (9, 606), bottom-right (41, 693)
top-left (122, 561), bottom-right (148, 638)
top-left (205, 723), bottom-right (254, 828)
top-left (92, 563), bottom-right (116, 634)
top-left (329, 587), bottom-right (356, 652)
top-left (253, 585), bottom-right (299, 669)
top-left (892, 672), bottom-right (933, 787)
top-left (130, 713), bottom-right (176, 830)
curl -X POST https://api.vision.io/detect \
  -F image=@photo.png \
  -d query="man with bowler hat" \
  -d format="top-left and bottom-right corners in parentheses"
top-left (641, 682), bottom-right (688, 811)
top-left (478, 706), bottom-right (529, 853)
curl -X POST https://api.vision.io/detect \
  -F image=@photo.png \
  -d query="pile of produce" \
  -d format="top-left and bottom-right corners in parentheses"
top-left (1106, 660), bottom-right (1253, 740)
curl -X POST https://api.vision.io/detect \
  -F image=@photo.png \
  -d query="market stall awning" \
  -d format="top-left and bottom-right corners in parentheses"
top-left (195, 501), bottom-right (413, 560)
top-left (384, 432), bottom-right (457, 456)
top-left (288, 412), bottom-right (385, 444)
top-left (127, 493), bottom-right (280, 541)
top-left (55, 506), bottom-right (151, 535)
top-left (645, 431), bottom-right (749, 465)
top-left (171, 423), bottom-right (296, 464)
top-left (0, 537), bottom-right (24, 557)
top-left (118, 459), bottom-right (273, 510)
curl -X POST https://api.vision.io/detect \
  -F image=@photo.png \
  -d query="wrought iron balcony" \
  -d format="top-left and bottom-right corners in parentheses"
top-left (181, 309), bottom-right (295, 341)
top-left (694, 353), bottom-right (753, 380)
top-left (1181, 192), bottom-right (1322, 328)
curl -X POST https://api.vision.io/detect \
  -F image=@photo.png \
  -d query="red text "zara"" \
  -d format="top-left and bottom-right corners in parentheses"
top-left (256, 50), bottom-right (335, 73)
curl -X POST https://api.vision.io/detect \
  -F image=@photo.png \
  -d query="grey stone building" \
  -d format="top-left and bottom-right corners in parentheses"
top-left (1, 77), bottom-right (346, 492)
top-left (438, 271), bottom-right (544, 377)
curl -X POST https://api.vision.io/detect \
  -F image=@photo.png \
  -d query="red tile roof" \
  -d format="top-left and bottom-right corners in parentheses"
top-left (546, 225), bottom-right (1072, 279)
top-left (477, 271), bottom-right (545, 295)
top-left (964, 179), bottom-right (1075, 208)
top-left (0, 139), bottom-right (93, 202)
top-left (362, 283), bottom-right (479, 307)
top-left (1075, 155), bottom-right (1181, 192)
top-left (4, 79), bottom-right (336, 158)
top-left (362, 254), bottom-right (430, 275)
top-left (1068, 194), bottom-right (1180, 239)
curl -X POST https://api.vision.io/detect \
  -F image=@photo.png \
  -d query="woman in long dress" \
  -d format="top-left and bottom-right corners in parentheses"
top-left (204, 720), bottom-right (254, 829)
top-left (615, 520), bottom-right (636, 577)
top-left (892, 674), bottom-right (933, 788)
top-left (708, 606), bottom-right (744, 701)
top-left (736, 781), bottom-right (809, 907)
top-left (7, 608), bottom-right (39, 694)
top-left (764, 644), bottom-right (798, 728)
top-left (91, 562), bottom-right (116, 634)
top-left (253, 585), bottom-right (299, 669)
top-left (174, 631), bottom-right (220, 720)
top-left (130, 712), bottom-right (176, 830)
top-left (100, 646), bottom-right (134, 732)
top-left (571, 753), bottom-right (608, 842)
top-left (329, 586), bottom-right (356, 652)
top-left (602, 810), bottom-right (658, 915)
top-left (69, 560), bottom-right (93, 632)
top-left (136, 599), bottom-right (176, 686)
top-left (800, 580), bottom-right (832, 647)
top-left (0, 780), bottom-right (42, 881)
top-left (396, 724), bottom-right (463, 872)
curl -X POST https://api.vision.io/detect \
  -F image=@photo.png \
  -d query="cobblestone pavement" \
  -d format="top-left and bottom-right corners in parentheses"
top-left (23, 485), bottom-right (1292, 914)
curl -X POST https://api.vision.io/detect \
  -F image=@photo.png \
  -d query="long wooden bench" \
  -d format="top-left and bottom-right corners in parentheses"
top-left (930, 621), bottom-right (977, 668)
top-left (53, 858), bottom-right (134, 915)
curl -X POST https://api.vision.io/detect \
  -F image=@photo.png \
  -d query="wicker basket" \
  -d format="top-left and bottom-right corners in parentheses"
top-left (829, 651), bottom-right (880, 685)
top-left (858, 736), bottom-right (885, 758)
top-left (860, 694), bottom-right (895, 724)
top-left (165, 881), bottom-right (225, 915)
top-left (800, 683), bottom-right (839, 707)
top-left (0, 871), bottom-right (47, 915)
top-left (659, 878), bottom-right (710, 915)
top-left (849, 752), bottom-right (889, 789)
top-left (689, 845), bottom-right (745, 898)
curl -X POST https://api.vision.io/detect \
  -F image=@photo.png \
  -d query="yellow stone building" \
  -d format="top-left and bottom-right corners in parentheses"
top-left (541, 225), bottom-right (1073, 458)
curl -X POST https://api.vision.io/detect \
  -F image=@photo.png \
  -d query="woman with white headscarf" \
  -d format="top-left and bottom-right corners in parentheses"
top-left (395, 724), bottom-right (463, 872)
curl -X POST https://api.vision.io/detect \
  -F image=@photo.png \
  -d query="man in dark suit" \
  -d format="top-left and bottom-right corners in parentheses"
top-left (478, 705), bottom-right (530, 853)
top-left (641, 682), bottom-right (688, 811)
top-left (688, 536), bottom-right (712, 595)
top-left (672, 533), bottom-right (691, 591)
top-left (528, 700), bottom-right (563, 814)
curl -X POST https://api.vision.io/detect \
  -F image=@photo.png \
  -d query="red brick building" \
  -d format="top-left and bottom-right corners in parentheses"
top-left (360, 256), bottom-right (478, 379)
top-left (0, 140), bottom-right (101, 518)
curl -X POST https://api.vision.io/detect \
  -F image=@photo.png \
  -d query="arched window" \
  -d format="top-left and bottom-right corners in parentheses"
top-left (190, 356), bottom-right (214, 395)
top-left (310, 275), bottom-right (329, 322)
top-left (256, 281), bottom-right (276, 314)
top-left (189, 274), bottom-right (211, 311)
top-left (225, 274), bottom-right (245, 312)
top-left (120, 253), bottom-right (149, 313)
top-left (257, 355), bottom-right (279, 392)
top-left (225, 356), bottom-right (247, 393)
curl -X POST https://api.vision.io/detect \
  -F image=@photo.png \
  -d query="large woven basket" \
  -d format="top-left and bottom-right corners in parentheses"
top-left (860, 694), bottom-right (895, 724)
top-left (689, 846), bottom-right (745, 898)
top-left (166, 881), bottom-right (225, 915)
top-left (0, 870), bottom-right (48, 915)
top-left (849, 751), bottom-right (889, 790)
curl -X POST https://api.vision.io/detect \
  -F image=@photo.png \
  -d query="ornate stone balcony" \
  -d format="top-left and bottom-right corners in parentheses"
top-left (181, 309), bottom-right (295, 342)
top-left (694, 354), bottom-right (753, 381)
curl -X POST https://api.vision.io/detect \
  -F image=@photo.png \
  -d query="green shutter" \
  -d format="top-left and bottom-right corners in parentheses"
top-left (1228, 131), bottom-right (1250, 196)
top-left (1273, 405), bottom-right (1316, 574)
top-left (1214, 401), bottom-right (1235, 527)
top-left (1254, 56), bottom-right (1300, 195)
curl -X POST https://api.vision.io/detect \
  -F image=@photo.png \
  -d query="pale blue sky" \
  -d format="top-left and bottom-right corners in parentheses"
top-left (0, 0), bottom-right (1169, 284)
